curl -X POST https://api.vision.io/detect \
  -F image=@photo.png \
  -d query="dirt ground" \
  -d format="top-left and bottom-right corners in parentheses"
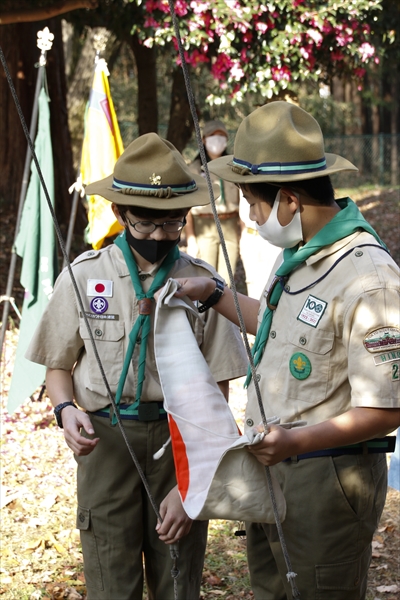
top-left (0, 185), bottom-right (399, 599)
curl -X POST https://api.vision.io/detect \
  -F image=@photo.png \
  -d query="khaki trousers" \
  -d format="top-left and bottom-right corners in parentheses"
top-left (75, 415), bottom-right (208, 600)
top-left (193, 215), bottom-right (239, 284)
top-left (246, 453), bottom-right (387, 600)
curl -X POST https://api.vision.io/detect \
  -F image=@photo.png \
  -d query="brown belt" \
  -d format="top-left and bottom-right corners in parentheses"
top-left (195, 211), bottom-right (239, 221)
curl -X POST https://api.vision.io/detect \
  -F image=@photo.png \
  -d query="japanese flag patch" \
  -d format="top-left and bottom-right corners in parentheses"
top-left (297, 295), bottom-right (327, 328)
top-left (87, 279), bottom-right (113, 297)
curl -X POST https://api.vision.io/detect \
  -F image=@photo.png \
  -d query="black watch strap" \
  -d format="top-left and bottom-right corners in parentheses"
top-left (198, 277), bottom-right (225, 313)
top-left (54, 401), bottom-right (77, 428)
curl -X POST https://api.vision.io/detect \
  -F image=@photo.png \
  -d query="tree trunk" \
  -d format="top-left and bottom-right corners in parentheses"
top-left (129, 35), bottom-right (157, 136)
top-left (0, 19), bottom-right (82, 246)
top-left (166, 67), bottom-right (194, 152)
top-left (0, 22), bottom-right (37, 209)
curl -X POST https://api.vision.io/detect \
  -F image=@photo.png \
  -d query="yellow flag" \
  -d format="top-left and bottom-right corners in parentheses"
top-left (81, 59), bottom-right (124, 249)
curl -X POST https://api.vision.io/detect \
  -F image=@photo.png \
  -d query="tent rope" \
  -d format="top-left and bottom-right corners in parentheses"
top-left (166, 2), bottom-right (300, 597)
top-left (0, 46), bottom-right (180, 600)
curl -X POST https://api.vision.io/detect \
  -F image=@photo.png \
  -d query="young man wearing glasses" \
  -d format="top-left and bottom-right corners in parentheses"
top-left (26, 133), bottom-right (248, 600)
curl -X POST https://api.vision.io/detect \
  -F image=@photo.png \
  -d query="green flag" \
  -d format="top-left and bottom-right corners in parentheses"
top-left (7, 86), bottom-right (58, 414)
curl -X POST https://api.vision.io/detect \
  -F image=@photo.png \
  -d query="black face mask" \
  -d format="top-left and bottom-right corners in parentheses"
top-left (125, 227), bottom-right (180, 264)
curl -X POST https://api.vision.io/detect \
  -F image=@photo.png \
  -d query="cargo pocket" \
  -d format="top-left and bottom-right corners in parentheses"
top-left (79, 320), bottom-right (125, 386)
top-left (76, 506), bottom-right (104, 591)
top-left (315, 545), bottom-right (370, 599)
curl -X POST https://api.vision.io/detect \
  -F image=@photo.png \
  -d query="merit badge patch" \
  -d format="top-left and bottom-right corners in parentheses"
top-left (87, 279), bottom-right (113, 297)
top-left (90, 297), bottom-right (109, 315)
top-left (289, 352), bottom-right (312, 380)
top-left (363, 327), bottom-right (400, 354)
top-left (297, 295), bottom-right (327, 328)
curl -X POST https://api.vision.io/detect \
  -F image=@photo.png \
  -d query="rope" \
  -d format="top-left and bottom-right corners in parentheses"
top-left (166, 3), bottom-right (300, 598)
top-left (0, 42), bottom-right (169, 565)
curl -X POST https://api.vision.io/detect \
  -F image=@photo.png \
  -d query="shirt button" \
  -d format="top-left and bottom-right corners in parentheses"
top-left (285, 285), bottom-right (290, 292)
top-left (87, 251), bottom-right (95, 257)
top-left (194, 259), bottom-right (202, 264)
top-left (246, 418), bottom-right (254, 427)
top-left (79, 512), bottom-right (85, 523)
top-left (299, 336), bottom-right (307, 345)
top-left (256, 374), bottom-right (261, 382)
top-left (355, 251), bottom-right (363, 257)
top-left (139, 274), bottom-right (147, 281)
top-left (94, 329), bottom-right (102, 336)
top-left (270, 331), bottom-right (276, 339)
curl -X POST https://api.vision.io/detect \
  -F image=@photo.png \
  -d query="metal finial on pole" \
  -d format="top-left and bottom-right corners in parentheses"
top-left (0, 27), bottom-right (54, 357)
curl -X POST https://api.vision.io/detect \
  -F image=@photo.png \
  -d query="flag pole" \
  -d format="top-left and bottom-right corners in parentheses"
top-left (0, 28), bottom-right (54, 357)
top-left (63, 31), bottom-right (108, 268)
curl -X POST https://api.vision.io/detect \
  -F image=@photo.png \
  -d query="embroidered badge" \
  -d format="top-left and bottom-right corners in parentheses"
top-left (90, 297), bottom-right (109, 315)
top-left (289, 352), bottom-right (312, 380)
top-left (149, 173), bottom-right (162, 185)
top-left (87, 279), bottom-right (113, 297)
top-left (297, 295), bottom-right (327, 328)
top-left (363, 327), bottom-right (400, 354)
top-left (373, 351), bottom-right (400, 366)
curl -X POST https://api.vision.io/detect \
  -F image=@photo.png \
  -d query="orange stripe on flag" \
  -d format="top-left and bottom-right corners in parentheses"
top-left (168, 415), bottom-right (190, 501)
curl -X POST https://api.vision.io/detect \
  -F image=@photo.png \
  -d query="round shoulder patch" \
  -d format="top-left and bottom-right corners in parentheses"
top-left (289, 352), bottom-right (312, 380)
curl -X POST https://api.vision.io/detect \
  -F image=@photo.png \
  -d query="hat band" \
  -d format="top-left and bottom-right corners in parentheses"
top-left (231, 157), bottom-right (327, 176)
top-left (112, 177), bottom-right (197, 196)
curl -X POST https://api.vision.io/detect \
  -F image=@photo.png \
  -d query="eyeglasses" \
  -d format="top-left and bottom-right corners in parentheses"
top-left (126, 216), bottom-right (186, 234)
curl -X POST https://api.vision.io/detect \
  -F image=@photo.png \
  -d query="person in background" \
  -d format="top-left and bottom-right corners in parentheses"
top-left (172, 102), bottom-right (400, 600)
top-left (185, 119), bottom-right (241, 285)
top-left (25, 133), bottom-right (248, 600)
top-left (239, 191), bottom-right (281, 299)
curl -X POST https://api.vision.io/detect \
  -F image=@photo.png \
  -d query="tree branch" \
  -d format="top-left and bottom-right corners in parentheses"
top-left (0, 0), bottom-right (98, 25)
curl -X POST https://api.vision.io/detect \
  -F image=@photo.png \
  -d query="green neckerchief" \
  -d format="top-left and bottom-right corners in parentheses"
top-left (112, 231), bottom-right (180, 423)
top-left (244, 198), bottom-right (386, 387)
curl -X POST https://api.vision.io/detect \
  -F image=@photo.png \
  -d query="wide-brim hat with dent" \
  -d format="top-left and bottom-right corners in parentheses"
top-left (85, 132), bottom-right (213, 209)
top-left (208, 101), bottom-right (358, 184)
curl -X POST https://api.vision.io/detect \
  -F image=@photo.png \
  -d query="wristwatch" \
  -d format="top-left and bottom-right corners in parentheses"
top-left (54, 401), bottom-right (77, 428)
top-left (198, 277), bottom-right (225, 313)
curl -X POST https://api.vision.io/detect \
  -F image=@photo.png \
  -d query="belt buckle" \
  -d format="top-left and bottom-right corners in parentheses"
top-left (138, 403), bottom-right (160, 421)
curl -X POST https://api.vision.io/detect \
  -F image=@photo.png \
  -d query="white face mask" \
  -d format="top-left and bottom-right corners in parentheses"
top-left (255, 189), bottom-right (303, 248)
top-left (204, 135), bottom-right (227, 156)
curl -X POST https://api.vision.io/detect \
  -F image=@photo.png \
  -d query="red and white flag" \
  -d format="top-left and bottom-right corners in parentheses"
top-left (154, 279), bottom-right (286, 523)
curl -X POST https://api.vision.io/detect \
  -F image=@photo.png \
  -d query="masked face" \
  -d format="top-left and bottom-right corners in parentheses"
top-left (125, 226), bottom-right (181, 264)
top-left (204, 134), bottom-right (228, 157)
top-left (255, 189), bottom-right (303, 248)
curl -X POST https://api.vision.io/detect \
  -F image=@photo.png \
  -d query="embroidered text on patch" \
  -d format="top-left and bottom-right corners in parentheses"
top-left (297, 295), bottom-right (327, 328)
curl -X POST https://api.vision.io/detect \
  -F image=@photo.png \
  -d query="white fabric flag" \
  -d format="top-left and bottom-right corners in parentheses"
top-left (154, 279), bottom-right (286, 523)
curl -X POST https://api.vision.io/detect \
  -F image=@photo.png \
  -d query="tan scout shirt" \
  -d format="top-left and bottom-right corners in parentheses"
top-left (189, 157), bottom-right (240, 216)
top-left (26, 244), bottom-right (248, 412)
top-left (245, 231), bottom-right (400, 432)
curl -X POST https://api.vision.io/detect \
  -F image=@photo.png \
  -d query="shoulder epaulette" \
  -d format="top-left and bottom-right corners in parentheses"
top-left (71, 249), bottom-right (102, 266)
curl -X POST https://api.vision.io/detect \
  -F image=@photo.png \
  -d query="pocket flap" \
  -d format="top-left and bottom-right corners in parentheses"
top-left (79, 320), bottom-right (124, 342)
top-left (288, 324), bottom-right (334, 355)
top-left (76, 506), bottom-right (90, 531)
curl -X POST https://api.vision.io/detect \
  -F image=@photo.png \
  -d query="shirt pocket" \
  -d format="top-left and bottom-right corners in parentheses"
top-left (79, 320), bottom-right (125, 386)
top-left (275, 321), bottom-right (334, 404)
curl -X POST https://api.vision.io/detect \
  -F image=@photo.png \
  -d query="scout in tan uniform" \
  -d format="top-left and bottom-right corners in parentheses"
top-left (185, 120), bottom-right (241, 283)
top-left (26, 133), bottom-right (248, 600)
top-left (172, 102), bottom-right (400, 600)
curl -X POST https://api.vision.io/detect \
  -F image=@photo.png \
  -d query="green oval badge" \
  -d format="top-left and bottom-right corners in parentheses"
top-left (289, 352), bottom-right (312, 380)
